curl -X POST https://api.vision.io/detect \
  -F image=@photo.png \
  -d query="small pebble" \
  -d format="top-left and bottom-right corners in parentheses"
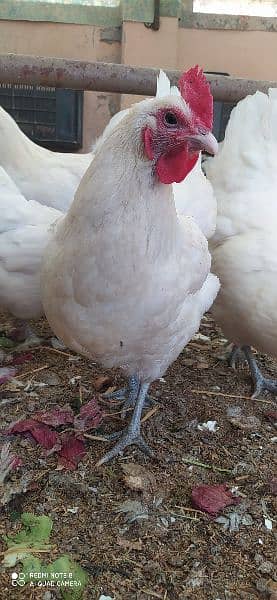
top-left (256, 579), bottom-right (268, 593)
top-left (226, 405), bottom-right (242, 418)
top-left (40, 372), bottom-right (62, 386)
top-left (258, 560), bottom-right (273, 574)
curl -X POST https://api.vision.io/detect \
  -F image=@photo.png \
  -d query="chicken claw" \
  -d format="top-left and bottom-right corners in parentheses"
top-left (97, 382), bottom-right (154, 465)
top-left (242, 346), bottom-right (277, 398)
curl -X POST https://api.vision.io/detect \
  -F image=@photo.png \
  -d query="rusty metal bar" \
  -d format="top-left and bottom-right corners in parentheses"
top-left (0, 53), bottom-right (276, 102)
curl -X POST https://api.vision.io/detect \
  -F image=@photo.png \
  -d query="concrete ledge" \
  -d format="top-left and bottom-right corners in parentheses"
top-left (180, 10), bottom-right (277, 31)
top-left (1, 0), bottom-right (277, 32)
top-left (0, 0), bottom-right (181, 26)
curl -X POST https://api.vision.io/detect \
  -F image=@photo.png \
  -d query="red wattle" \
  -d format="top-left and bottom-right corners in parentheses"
top-left (156, 150), bottom-right (199, 184)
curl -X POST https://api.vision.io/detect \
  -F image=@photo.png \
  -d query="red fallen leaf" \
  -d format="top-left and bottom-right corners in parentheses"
top-left (7, 419), bottom-right (59, 450)
top-left (57, 433), bottom-right (86, 470)
top-left (7, 419), bottom-right (38, 434)
top-left (192, 484), bottom-right (240, 516)
top-left (0, 367), bottom-right (17, 385)
top-left (7, 327), bottom-right (28, 343)
top-left (12, 456), bottom-right (23, 469)
top-left (8, 353), bottom-right (33, 367)
top-left (265, 411), bottom-right (277, 424)
top-left (74, 397), bottom-right (103, 432)
top-left (29, 423), bottom-right (59, 450)
top-left (33, 405), bottom-right (74, 427)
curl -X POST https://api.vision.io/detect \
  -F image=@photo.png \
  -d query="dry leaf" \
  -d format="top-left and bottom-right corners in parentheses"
top-left (265, 411), bottom-right (277, 427)
top-left (267, 580), bottom-right (277, 600)
top-left (8, 353), bottom-right (33, 367)
top-left (0, 442), bottom-right (22, 483)
top-left (33, 405), bottom-right (74, 427)
top-left (6, 419), bottom-right (59, 450)
top-left (196, 362), bottom-right (210, 369)
top-left (116, 500), bottom-right (148, 523)
top-left (117, 537), bottom-right (143, 551)
top-left (182, 359), bottom-right (194, 367)
top-left (229, 415), bottom-right (261, 431)
top-left (122, 462), bottom-right (156, 493)
top-left (93, 375), bottom-right (113, 392)
top-left (0, 474), bottom-right (38, 506)
top-left (0, 367), bottom-right (17, 385)
top-left (74, 397), bottom-right (103, 431)
top-left (57, 433), bottom-right (86, 470)
top-left (192, 484), bottom-right (240, 516)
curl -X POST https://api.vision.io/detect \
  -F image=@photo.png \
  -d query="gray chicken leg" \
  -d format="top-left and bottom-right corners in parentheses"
top-left (228, 344), bottom-right (247, 370)
top-left (242, 345), bottom-right (277, 398)
top-left (104, 374), bottom-right (154, 418)
top-left (97, 382), bottom-right (154, 466)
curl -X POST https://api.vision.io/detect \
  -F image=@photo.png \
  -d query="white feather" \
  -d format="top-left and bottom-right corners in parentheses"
top-left (93, 70), bottom-right (216, 239)
top-left (42, 94), bottom-right (219, 382)
top-left (0, 106), bottom-right (92, 212)
top-left (0, 167), bottom-right (62, 319)
top-left (207, 89), bottom-right (277, 355)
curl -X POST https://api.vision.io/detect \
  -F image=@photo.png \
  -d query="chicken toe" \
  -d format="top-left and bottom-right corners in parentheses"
top-left (242, 345), bottom-right (277, 398)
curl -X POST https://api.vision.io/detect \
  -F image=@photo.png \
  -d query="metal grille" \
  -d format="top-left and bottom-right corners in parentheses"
top-left (0, 83), bottom-right (84, 151)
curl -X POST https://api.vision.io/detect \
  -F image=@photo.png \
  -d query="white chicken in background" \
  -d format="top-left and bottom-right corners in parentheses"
top-left (0, 106), bottom-right (92, 212)
top-left (206, 88), bottom-right (277, 397)
top-left (41, 66), bottom-right (219, 465)
top-left (0, 166), bottom-right (62, 339)
top-left (93, 69), bottom-right (217, 240)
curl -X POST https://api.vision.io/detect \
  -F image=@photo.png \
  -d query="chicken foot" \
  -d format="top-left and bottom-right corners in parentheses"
top-left (104, 375), bottom-right (154, 418)
top-left (228, 344), bottom-right (247, 370)
top-left (242, 345), bottom-right (277, 398)
top-left (0, 320), bottom-right (43, 349)
top-left (97, 382), bottom-right (154, 466)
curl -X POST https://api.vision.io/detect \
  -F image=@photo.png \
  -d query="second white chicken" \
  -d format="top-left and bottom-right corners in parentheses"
top-left (207, 88), bottom-right (277, 396)
top-left (0, 106), bottom-right (92, 212)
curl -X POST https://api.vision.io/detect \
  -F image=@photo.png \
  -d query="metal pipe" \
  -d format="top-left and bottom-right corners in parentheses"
top-left (0, 53), bottom-right (276, 102)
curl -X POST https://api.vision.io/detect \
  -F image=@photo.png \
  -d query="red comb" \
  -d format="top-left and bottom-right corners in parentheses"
top-left (178, 65), bottom-right (213, 130)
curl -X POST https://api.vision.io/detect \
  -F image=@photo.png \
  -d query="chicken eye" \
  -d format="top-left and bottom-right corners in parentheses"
top-left (164, 112), bottom-right (178, 126)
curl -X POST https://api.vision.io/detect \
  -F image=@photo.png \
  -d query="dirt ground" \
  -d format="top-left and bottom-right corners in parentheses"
top-left (0, 311), bottom-right (276, 600)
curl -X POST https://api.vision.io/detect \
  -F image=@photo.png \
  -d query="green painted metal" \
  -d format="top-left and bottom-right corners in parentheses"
top-left (160, 0), bottom-right (181, 18)
top-left (0, 0), bottom-right (121, 26)
top-left (1, 0), bottom-right (275, 31)
top-left (121, 0), bottom-right (154, 23)
top-left (0, 0), bottom-right (182, 26)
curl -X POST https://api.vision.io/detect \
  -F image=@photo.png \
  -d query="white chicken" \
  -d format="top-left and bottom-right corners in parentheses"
top-left (94, 70), bottom-right (217, 240)
top-left (206, 88), bottom-right (277, 397)
top-left (0, 166), bottom-right (61, 331)
top-left (0, 106), bottom-right (92, 212)
top-left (41, 66), bottom-right (219, 464)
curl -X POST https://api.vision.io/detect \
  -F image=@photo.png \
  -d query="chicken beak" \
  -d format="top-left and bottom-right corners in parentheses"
top-left (188, 131), bottom-right (218, 156)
